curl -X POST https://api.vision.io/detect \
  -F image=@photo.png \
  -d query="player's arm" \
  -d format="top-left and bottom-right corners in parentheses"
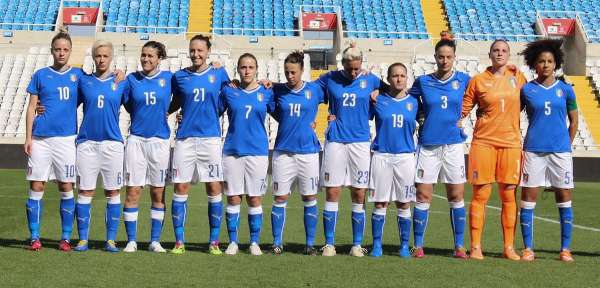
top-left (461, 78), bottom-right (478, 119)
top-left (566, 89), bottom-right (579, 144)
top-left (24, 94), bottom-right (38, 156)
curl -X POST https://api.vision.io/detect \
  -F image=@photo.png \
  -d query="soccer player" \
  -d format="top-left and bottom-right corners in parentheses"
top-left (319, 43), bottom-right (383, 257)
top-left (368, 63), bottom-right (418, 258)
top-left (268, 51), bottom-right (324, 255)
top-left (168, 35), bottom-right (230, 255)
top-left (221, 53), bottom-right (273, 256)
top-left (518, 39), bottom-right (577, 262)
top-left (71, 40), bottom-right (128, 252)
top-left (122, 41), bottom-right (173, 253)
top-left (24, 32), bottom-right (82, 251)
top-left (462, 40), bottom-right (527, 260)
top-left (409, 39), bottom-right (470, 259)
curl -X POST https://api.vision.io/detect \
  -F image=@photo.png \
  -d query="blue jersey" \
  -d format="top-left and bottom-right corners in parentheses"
top-left (221, 85), bottom-right (274, 156)
top-left (270, 82), bottom-right (325, 154)
top-left (409, 71), bottom-right (470, 146)
top-left (124, 71), bottom-right (172, 139)
top-left (172, 66), bottom-right (230, 139)
top-left (76, 74), bottom-right (128, 144)
top-left (317, 71), bottom-right (382, 143)
top-left (371, 93), bottom-right (419, 153)
top-left (522, 80), bottom-right (576, 153)
top-left (27, 67), bottom-right (83, 137)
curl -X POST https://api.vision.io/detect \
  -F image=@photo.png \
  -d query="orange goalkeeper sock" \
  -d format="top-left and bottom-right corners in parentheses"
top-left (499, 184), bottom-right (518, 249)
top-left (469, 184), bottom-right (492, 249)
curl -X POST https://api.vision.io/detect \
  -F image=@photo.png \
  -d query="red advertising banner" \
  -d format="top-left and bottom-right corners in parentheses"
top-left (302, 13), bottom-right (337, 30)
top-left (541, 18), bottom-right (576, 36)
top-left (63, 8), bottom-right (99, 25)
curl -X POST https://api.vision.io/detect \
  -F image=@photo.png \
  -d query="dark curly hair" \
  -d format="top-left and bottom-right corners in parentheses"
top-left (520, 39), bottom-right (564, 71)
top-left (284, 50), bottom-right (304, 70)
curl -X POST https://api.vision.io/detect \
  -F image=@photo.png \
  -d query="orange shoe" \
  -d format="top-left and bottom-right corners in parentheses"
top-left (503, 246), bottom-right (521, 261)
top-left (470, 246), bottom-right (484, 260)
top-left (521, 248), bottom-right (535, 261)
top-left (559, 250), bottom-right (574, 262)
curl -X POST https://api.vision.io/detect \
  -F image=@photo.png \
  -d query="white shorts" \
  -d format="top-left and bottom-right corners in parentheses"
top-left (520, 151), bottom-right (574, 189)
top-left (368, 152), bottom-right (416, 203)
top-left (26, 135), bottom-right (77, 183)
top-left (124, 135), bottom-right (171, 187)
top-left (321, 141), bottom-right (371, 188)
top-left (272, 151), bottom-right (319, 196)
top-left (223, 155), bottom-right (268, 197)
top-left (415, 143), bottom-right (466, 184)
top-left (171, 137), bottom-right (223, 184)
top-left (76, 141), bottom-right (124, 191)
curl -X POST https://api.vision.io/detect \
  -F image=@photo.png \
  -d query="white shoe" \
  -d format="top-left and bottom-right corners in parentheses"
top-left (225, 242), bottom-right (239, 255)
top-left (249, 243), bottom-right (263, 256)
top-left (349, 245), bottom-right (367, 257)
top-left (148, 241), bottom-right (167, 253)
top-left (123, 241), bottom-right (137, 253)
top-left (321, 244), bottom-right (336, 257)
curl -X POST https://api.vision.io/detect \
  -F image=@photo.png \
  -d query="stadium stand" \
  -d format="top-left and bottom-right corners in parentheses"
top-left (0, 0), bottom-right (59, 31)
top-left (100, 0), bottom-right (190, 33)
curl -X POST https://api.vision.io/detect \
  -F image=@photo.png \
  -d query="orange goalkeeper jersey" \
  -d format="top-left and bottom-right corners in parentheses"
top-left (462, 66), bottom-right (527, 148)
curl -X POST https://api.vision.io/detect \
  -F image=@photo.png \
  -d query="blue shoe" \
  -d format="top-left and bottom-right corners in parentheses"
top-left (399, 244), bottom-right (410, 258)
top-left (371, 244), bottom-right (383, 257)
top-left (74, 240), bottom-right (89, 252)
top-left (104, 240), bottom-right (119, 253)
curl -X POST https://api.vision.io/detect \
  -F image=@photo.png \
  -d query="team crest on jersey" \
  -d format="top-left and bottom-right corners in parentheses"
top-left (509, 76), bottom-right (517, 89)
top-left (208, 74), bottom-right (216, 83)
top-left (257, 93), bottom-right (264, 102)
top-left (273, 182), bottom-right (278, 192)
top-left (472, 171), bottom-right (478, 180)
top-left (359, 80), bottom-right (367, 89)
top-left (523, 173), bottom-right (529, 183)
top-left (111, 83), bottom-right (118, 91)
top-left (406, 103), bottom-right (413, 111)
top-left (556, 89), bottom-right (563, 98)
top-left (70, 74), bottom-right (78, 82)
top-left (304, 90), bottom-right (312, 100)
top-left (451, 80), bottom-right (460, 90)
top-left (159, 79), bottom-right (166, 87)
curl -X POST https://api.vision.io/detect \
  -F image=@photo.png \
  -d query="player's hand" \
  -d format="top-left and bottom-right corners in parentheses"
top-left (211, 61), bottom-right (223, 68)
top-left (310, 121), bottom-right (317, 129)
top-left (114, 69), bottom-right (125, 83)
top-left (35, 100), bottom-right (45, 115)
top-left (457, 118), bottom-right (464, 128)
top-left (259, 79), bottom-right (273, 89)
top-left (24, 139), bottom-right (32, 156)
top-left (176, 112), bottom-right (182, 124)
top-left (327, 114), bottom-right (336, 122)
top-left (228, 79), bottom-right (240, 88)
top-left (370, 90), bottom-right (379, 103)
top-left (506, 64), bottom-right (518, 72)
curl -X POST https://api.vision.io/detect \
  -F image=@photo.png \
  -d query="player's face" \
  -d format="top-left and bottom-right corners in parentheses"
top-left (387, 65), bottom-right (407, 92)
top-left (93, 46), bottom-right (113, 73)
top-left (435, 46), bottom-right (455, 73)
top-left (189, 40), bottom-right (209, 67)
top-left (534, 51), bottom-right (556, 78)
top-left (51, 39), bottom-right (71, 66)
top-left (284, 62), bottom-right (303, 87)
top-left (342, 59), bottom-right (362, 79)
top-left (489, 41), bottom-right (510, 67)
top-left (237, 57), bottom-right (257, 85)
top-left (140, 47), bottom-right (160, 73)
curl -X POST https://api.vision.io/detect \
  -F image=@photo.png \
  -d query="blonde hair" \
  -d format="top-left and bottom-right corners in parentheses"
top-left (341, 41), bottom-right (362, 62)
top-left (92, 40), bottom-right (114, 57)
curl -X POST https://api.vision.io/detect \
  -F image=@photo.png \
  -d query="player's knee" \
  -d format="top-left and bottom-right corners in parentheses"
top-left (80, 190), bottom-right (95, 197)
top-left (174, 183), bottom-right (189, 194)
top-left (247, 196), bottom-right (262, 207)
top-left (104, 190), bottom-right (119, 197)
top-left (227, 195), bottom-right (241, 205)
top-left (57, 181), bottom-right (73, 192)
top-left (29, 181), bottom-right (45, 192)
top-left (274, 195), bottom-right (288, 203)
top-left (374, 202), bottom-right (388, 209)
top-left (301, 195), bottom-right (316, 202)
top-left (205, 182), bottom-right (222, 196)
top-left (555, 188), bottom-right (572, 202)
top-left (395, 201), bottom-right (410, 210)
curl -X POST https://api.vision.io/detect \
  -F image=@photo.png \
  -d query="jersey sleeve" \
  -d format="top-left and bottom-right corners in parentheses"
top-left (316, 72), bottom-right (330, 104)
top-left (123, 77), bottom-right (134, 113)
top-left (77, 78), bottom-right (84, 107)
top-left (219, 67), bottom-right (231, 89)
top-left (565, 84), bottom-right (578, 111)
top-left (462, 77), bottom-right (479, 118)
top-left (265, 88), bottom-right (276, 114)
top-left (408, 76), bottom-right (422, 97)
top-left (26, 70), bottom-right (40, 95)
top-left (369, 74), bottom-right (384, 90)
top-left (217, 87), bottom-right (227, 116)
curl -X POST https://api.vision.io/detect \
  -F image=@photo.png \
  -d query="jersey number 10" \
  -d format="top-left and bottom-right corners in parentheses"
top-left (57, 87), bottom-right (70, 101)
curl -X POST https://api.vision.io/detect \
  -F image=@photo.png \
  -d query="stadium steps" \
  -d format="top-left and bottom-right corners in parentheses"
top-left (311, 69), bottom-right (329, 143)
top-left (70, 37), bottom-right (96, 67)
top-left (420, 0), bottom-right (449, 41)
top-left (568, 75), bottom-right (600, 144)
top-left (187, 0), bottom-right (213, 37)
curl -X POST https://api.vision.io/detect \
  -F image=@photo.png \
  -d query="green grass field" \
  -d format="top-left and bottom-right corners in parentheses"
top-left (0, 169), bottom-right (599, 287)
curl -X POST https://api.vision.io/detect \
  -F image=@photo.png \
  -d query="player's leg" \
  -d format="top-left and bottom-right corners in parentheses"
top-left (367, 152), bottom-right (393, 258)
top-left (198, 137), bottom-right (225, 254)
top-left (245, 156), bottom-right (268, 256)
top-left (25, 137), bottom-right (52, 250)
top-left (394, 153), bottom-right (416, 258)
top-left (270, 151), bottom-right (295, 254)
top-left (170, 139), bottom-right (195, 253)
top-left (320, 142), bottom-right (347, 255)
top-left (348, 142), bottom-right (370, 257)
top-left (497, 147), bottom-right (522, 261)
top-left (149, 185), bottom-right (166, 252)
top-left (396, 201), bottom-right (412, 258)
top-left (122, 136), bottom-right (147, 252)
top-left (103, 189), bottom-right (121, 252)
top-left (519, 151), bottom-right (546, 261)
top-left (52, 136), bottom-right (77, 250)
top-left (73, 142), bottom-right (100, 252)
top-left (146, 139), bottom-right (170, 253)
top-left (441, 143), bottom-right (467, 258)
top-left (371, 202), bottom-right (388, 258)
top-left (548, 152), bottom-right (575, 262)
top-left (297, 152), bottom-right (320, 255)
top-left (206, 181), bottom-right (224, 254)
top-left (223, 155), bottom-right (244, 255)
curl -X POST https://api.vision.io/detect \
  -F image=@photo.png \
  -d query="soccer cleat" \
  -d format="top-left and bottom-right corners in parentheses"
top-left (399, 244), bottom-right (411, 258)
top-left (105, 240), bottom-right (119, 253)
top-left (249, 243), bottom-right (263, 256)
top-left (272, 245), bottom-right (283, 255)
top-left (470, 246), bottom-right (484, 260)
top-left (29, 239), bottom-right (42, 251)
top-left (349, 245), bottom-right (368, 257)
top-left (208, 242), bottom-right (222, 255)
top-left (59, 240), bottom-right (71, 252)
top-left (320, 244), bottom-right (336, 257)
top-left (123, 241), bottom-right (137, 253)
top-left (559, 250), bottom-right (574, 262)
top-left (171, 242), bottom-right (185, 255)
top-left (370, 245), bottom-right (383, 257)
top-left (503, 246), bottom-right (521, 261)
top-left (304, 246), bottom-right (318, 256)
top-left (74, 240), bottom-right (89, 252)
top-left (225, 242), bottom-right (238, 255)
top-left (411, 247), bottom-right (425, 258)
top-left (148, 241), bottom-right (167, 253)
top-left (521, 248), bottom-right (535, 261)
top-left (453, 247), bottom-right (468, 259)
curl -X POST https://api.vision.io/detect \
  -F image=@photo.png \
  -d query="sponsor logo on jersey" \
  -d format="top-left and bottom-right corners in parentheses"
top-left (360, 80), bottom-right (367, 89)
top-left (111, 83), bottom-right (118, 91)
top-left (208, 74), bottom-right (216, 83)
top-left (159, 79), bottom-right (166, 87)
top-left (305, 90), bottom-right (312, 100)
top-left (70, 74), bottom-right (78, 82)
top-left (452, 80), bottom-right (460, 90)
top-left (556, 89), bottom-right (563, 98)
top-left (509, 76), bottom-right (517, 88)
top-left (406, 103), bottom-right (413, 111)
top-left (257, 93), bottom-right (264, 102)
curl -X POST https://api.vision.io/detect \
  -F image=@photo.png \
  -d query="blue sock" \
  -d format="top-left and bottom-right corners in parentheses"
top-left (397, 211), bottom-right (411, 247)
top-left (226, 205), bottom-right (240, 243)
top-left (271, 202), bottom-right (286, 246)
top-left (105, 195), bottom-right (121, 242)
top-left (248, 206), bottom-right (263, 244)
top-left (372, 208), bottom-right (386, 247)
top-left (150, 206), bottom-right (165, 242)
top-left (123, 207), bottom-right (138, 242)
top-left (59, 191), bottom-right (75, 241)
top-left (26, 191), bottom-right (43, 240)
top-left (172, 194), bottom-right (188, 244)
top-left (351, 203), bottom-right (366, 246)
top-left (208, 195), bottom-right (223, 244)
top-left (303, 200), bottom-right (318, 247)
top-left (558, 202), bottom-right (573, 251)
top-left (413, 202), bottom-right (430, 248)
top-left (76, 195), bottom-right (92, 241)
top-left (449, 201), bottom-right (466, 249)
top-left (323, 201), bottom-right (338, 245)
top-left (520, 201), bottom-right (536, 249)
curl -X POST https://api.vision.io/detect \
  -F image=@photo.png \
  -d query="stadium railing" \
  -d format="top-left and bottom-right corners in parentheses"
top-left (0, 23), bottom-right (56, 32)
top-left (343, 30), bottom-right (429, 39)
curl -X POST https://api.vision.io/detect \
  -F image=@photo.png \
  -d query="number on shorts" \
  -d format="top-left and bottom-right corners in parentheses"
top-left (208, 164), bottom-right (220, 178)
top-left (160, 169), bottom-right (165, 182)
top-left (357, 171), bottom-right (369, 185)
top-left (97, 94), bottom-right (105, 108)
top-left (405, 186), bottom-right (415, 199)
top-left (117, 172), bottom-right (122, 185)
top-left (193, 88), bottom-right (205, 102)
top-left (57, 87), bottom-right (70, 101)
top-left (310, 177), bottom-right (318, 192)
top-left (342, 93), bottom-right (356, 107)
top-left (289, 103), bottom-right (301, 117)
top-left (245, 105), bottom-right (252, 119)
top-left (564, 171), bottom-right (571, 184)
top-left (64, 165), bottom-right (75, 178)
top-left (441, 96), bottom-right (448, 109)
